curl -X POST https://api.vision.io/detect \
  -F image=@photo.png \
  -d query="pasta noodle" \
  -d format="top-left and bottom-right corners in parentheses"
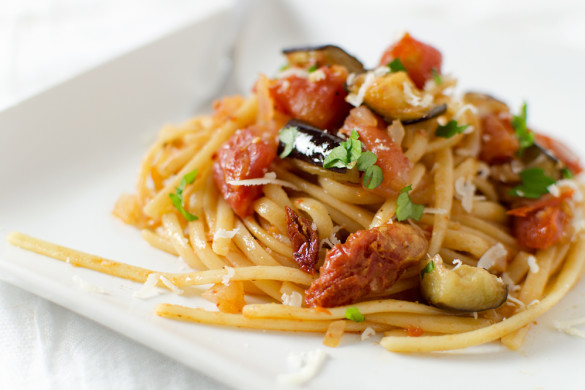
top-left (7, 32), bottom-right (585, 355)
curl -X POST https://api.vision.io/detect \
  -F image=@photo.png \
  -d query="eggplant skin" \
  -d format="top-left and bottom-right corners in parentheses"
top-left (401, 104), bottom-right (447, 125)
top-left (282, 45), bottom-right (365, 74)
top-left (277, 119), bottom-right (347, 173)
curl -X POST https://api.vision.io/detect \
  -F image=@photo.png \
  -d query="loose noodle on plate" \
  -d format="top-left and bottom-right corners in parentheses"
top-left (8, 32), bottom-right (585, 353)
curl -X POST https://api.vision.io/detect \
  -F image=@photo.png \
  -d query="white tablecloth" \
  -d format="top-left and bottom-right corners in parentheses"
top-left (1, 0), bottom-right (584, 388)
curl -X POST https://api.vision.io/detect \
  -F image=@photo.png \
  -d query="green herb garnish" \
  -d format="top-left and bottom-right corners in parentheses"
top-left (307, 64), bottom-right (318, 73)
top-left (512, 102), bottom-right (534, 155)
top-left (509, 167), bottom-right (555, 199)
top-left (388, 58), bottom-right (406, 73)
top-left (169, 169), bottom-right (199, 221)
top-left (323, 130), bottom-right (384, 189)
top-left (562, 167), bottom-right (573, 179)
top-left (345, 307), bottom-right (365, 322)
top-left (431, 68), bottom-right (442, 84)
top-left (435, 120), bottom-right (469, 138)
top-left (420, 260), bottom-right (435, 279)
top-left (278, 125), bottom-right (299, 158)
top-left (396, 185), bottom-right (424, 221)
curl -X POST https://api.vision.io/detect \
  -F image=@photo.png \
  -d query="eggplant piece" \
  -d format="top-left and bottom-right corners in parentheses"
top-left (346, 71), bottom-right (445, 124)
top-left (463, 92), bottom-right (509, 116)
top-left (420, 256), bottom-right (508, 312)
top-left (277, 119), bottom-right (347, 173)
top-left (282, 45), bottom-right (365, 74)
top-left (402, 104), bottom-right (447, 125)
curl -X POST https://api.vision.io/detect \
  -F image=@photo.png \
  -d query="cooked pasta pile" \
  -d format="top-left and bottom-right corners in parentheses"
top-left (8, 32), bottom-right (585, 353)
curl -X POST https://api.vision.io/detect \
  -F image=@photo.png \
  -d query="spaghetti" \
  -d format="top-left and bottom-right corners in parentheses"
top-left (8, 32), bottom-right (585, 353)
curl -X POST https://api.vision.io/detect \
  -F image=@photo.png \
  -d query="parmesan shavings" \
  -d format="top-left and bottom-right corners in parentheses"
top-left (282, 291), bottom-right (303, 307)
top-left (477, 243), bottom-right (507, 271)
top-left (547, 184), bottom-right (560, 197)
top-left (454, 103), bottom-right (478, 120)
top-left (373, 66), bottom-right (390, 77)
top-left (346, 72), bottom-right (375, 107)
top-left (451, 259), bottom-right (462, 270)
top-left (72, 275), bottom-right (108, 294)
top-left (402, 81), bottom-right (432, 108)
top-left (133, 273), bottom-right (161, 299)
top-left (454, 176), bottom-right (485, 213)
top-left (222, 266), bottom-right (236, 286)
top-left (556, 179), bottom-right (583, 201)
top-left (506, 296), bottom-right (526, 310)
top-left (277, 67), bottom-right (309, 79)
top-left (526, 255), bottom-right (540, 273)
top-left (423, 207), bottom-right (448, 215)
top-left (308, 69), bottom-right (326, 83)
top-left (553, 317), bottom-right (585, 339)
top-left (527, 299), bottom-right (540, 308)
top-left (227, 172), bottom-right (299, 190)
top-left (501, 272), bottom-right (521, 292)
top-left (159, 275), bottom-right (183, 295)
top-left (320, 225), bottom-right (342, 249)
top-left (214, 227), bottom-right (239, 239)
top-left (361, 327), bottom-right (376, 341)
top-left (277, 349), bottom-right (329, 386)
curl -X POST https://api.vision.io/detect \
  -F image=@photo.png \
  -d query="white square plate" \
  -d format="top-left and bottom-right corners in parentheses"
top-left (2, 1), bottom-right (585, 389)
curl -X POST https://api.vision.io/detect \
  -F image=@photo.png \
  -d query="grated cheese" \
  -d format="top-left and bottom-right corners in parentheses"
top-left (501, 272), bottom-right (521, 292)
top-left (159, 275), bottom-right (183, 295)
top-left (454, 177), bottom-right (484, 213)
top-left (373, 66), bottom-right (390, 77)
top-left (402, 81), bottom-right (432, 108)
top-left (527, 299), bottom-right (540, 308)
top-left (452, 259), bottom-right (462, 270)
top-left (526, 255), bottom-right (540, 273)
top-left (477, 162), bottom-right (490, 179)
top-left (277, 349), bottom-right (328, 386)
top-left (277, 67), bottom-right (309, 79)
top-left (506, 296), bottom-right (526, 309)
top-left (133, 273), bottom-right (161, 299)
top-left (308, 69), bottom-right (326, 83)
top-left (553, 317), bottom-right (585, 339)
top-left (72, 275), bottom-right (108, 294)
top-left (282, 291), bottom-right (303, 307)
top-left (222, 266), bottom-right (235, 286)
top-left (227, 172), bottom-right (299, 190)
top-left (361, 327), bottom-right (376, 341)
top-left (214, 227), bottom-right (239, 239)
top-left (346, 72), bottom-right (375, 107)
top-left (547, 184), bottom-right (560, 197)
top-left (556, 179), bottom-right (583, 201)
top-left (477, 243), bottom-right (507, 271)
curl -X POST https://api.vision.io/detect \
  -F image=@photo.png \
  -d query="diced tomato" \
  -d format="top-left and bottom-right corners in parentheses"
top-left (479, 113), bottom-right (520, 164)
top-left (340, 106), bottom-right (412, 194)
top-left (406, 325), bottom-right (424, 337)
top-left (535, 134), bottom-right (583, 174)
top-left (510, 194), bottom-right (571, 249)
top-left (213, 125), bottom-right (277, 218)
top-left (269, 65), bottom-right (351, 131)
top-left (379, 33), bottom-right (442, 89)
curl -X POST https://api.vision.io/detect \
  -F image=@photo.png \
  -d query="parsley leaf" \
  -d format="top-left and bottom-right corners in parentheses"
top-left (420, 260), bottom-right (435, 279)
top-left (509, 168), bottom-right (555, 199)
top-left (431, 68), bottom-right (442, 85)
top-left (363, 165), bottom-right (383, 189)
top-left (169, 170), bottom-right (199, 221)
top-left (278, 125), bottom-right (299, 158)
top-left (356, 151), bottom-right (377, 171)
top-left (562, 167), bottom-right (573, 179)
top-left (307, 64), bottom-right (318, 73)
top-left (345, 307), bottom-right (365, 322)
top-left (388, 58), bottom-right (406, 73)
top-left (512, 102), bottom-right (534, 154)
top-left (435, 120), bottom-right (469, 138)
top-left (396, 185), bottom-right (424, 221)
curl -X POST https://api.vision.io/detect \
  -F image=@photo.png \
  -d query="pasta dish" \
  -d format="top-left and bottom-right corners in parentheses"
top-left (8, 32), bottom-right (585, 353)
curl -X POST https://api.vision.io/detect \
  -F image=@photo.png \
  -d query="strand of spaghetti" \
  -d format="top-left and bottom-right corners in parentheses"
top-left (154, 304), bottom-right (389, 332)
top-left (409, 163), bottom-right (426, 190)
top-left (242, 299), bottom-right (448, 320)
top-left (292, 197), bottom-right (334, 240)
top-left (501, 245), bottom-right (558, 349)
top-left (404, 130), bottom-right (428, 163)
top-left (317, 177), bottom-right (384, 205)
top-left (367, 313), bottom-right (493, 334)
top-left (262, 183), bottom-right (294, 210)
top-left (170, 266), bottom-right (314, 287)
top-left (452, 157), bottom-right (477, 180)
top-left (370, 199), bottom-right (397, 228)
top-left (452, 214), bottom-right (519, 250)
top-left (472, 178), bottom-right (499, 202)
top-left (158, 142), bottom-right (199, 177)
top-left (161, 213), bottom-right (205, 269)
top-left (506, 251), bottom-right (533, 284)
top-left (441, 228), bottom-right (490, 259)
top-left (212, 197), bottom-right (236, 256)
top-left (253, 197), bottom-right (288, 234)
top-left (438, 248), bottom-right (477, 266)
top-left (380, 235), bottom-right (585, 352)
top-left (242, 217), bottom-right (293, 259)
top-left (273, 166), bottom-right (374, 228)
top-left (425, 132), bottom-right (465, 154)
top-left (203, 174), bottom-right (219, 233)
top-left (232, 220), bottom-right (281, 266)
top-left (143, 95), bottom-right (258, 219)
top-left (428, 147), bottom-right (453, 255)
top-left (322, 204), bottom-right (363, 232)
top-left (188, 219), bottom-right (227, 270)
top-left (140, 229), bottom-right (179, 256)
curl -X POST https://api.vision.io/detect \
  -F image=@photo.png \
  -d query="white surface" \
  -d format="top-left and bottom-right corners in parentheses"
top-left (1, 1), bottom-right (585, 389)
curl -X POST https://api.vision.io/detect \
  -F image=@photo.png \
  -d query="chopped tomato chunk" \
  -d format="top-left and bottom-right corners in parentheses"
top-left (510, 194), bottom-right (572, 249)
top-left (535, 134), bottom-right (583, 174)
top-left (340, 106), bottom-right (412, 194)
top-left (479, 113), bottom-right (519, 164)
top-left (269, 65), bottom-right (351, 131)
top-left (379, 33), bottom-right (442, 89)
top-left (213, 125), bottom-right (277, 218)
